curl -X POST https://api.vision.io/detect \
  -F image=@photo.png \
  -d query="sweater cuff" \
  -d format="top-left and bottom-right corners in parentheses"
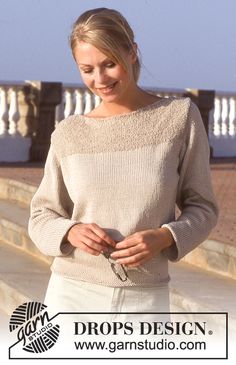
top-left (60, 240), bottom-right (74, 255)
top-left (31, 218), bottom-right (78, 257)
top-left (54, 219), bottom-right (78, 256)
top-left (161, 224), bottom-right (179, 261)
top-left (60, 222), bottom-right (79, 255)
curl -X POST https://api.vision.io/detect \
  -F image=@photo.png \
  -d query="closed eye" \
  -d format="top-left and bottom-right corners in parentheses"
top-left (106, 62), bottom-right (116, 68)
top-left (82, 69), bottom-right (93, 74)
top-left (81, 62), bottom-right (116, 74)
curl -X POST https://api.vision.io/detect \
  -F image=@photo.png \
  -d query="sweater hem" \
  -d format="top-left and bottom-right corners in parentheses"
top-left (50, 267), bottom-right (170, 288)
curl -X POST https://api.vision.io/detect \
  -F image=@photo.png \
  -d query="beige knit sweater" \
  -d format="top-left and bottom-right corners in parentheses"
top-left (28, 96), bottom-right (219, 287)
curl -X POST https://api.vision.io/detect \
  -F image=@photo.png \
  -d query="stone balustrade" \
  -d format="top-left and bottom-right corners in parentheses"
top-left (55, 84), bottom-right (185, 124)
top-left (0, 80), bottom-right (235, 162)
top-left (209, 92), bottom-right (236, 157)
top-left (55, 84), bottom-right (101, 126)
top-left (0, 82), bottom-right (31, 162)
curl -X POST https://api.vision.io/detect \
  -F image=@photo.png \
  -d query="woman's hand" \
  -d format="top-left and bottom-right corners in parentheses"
top-left (110, 227), bottom-right (175, 267)
top-left (66, 223), bottom-right (116, 256)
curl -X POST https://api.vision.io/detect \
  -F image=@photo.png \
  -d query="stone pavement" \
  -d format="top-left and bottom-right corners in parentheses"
top-left (209, 157), bottom-right (236, 246)
top-left (0, 157), bottom-right (235, 246)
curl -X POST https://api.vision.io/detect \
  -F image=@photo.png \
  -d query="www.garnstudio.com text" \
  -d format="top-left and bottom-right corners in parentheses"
top-left (74, 339), bottom-right (206, 352)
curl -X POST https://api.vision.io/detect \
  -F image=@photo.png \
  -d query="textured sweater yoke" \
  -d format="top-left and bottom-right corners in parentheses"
top-left (51, 97), bottom-right (190, 157)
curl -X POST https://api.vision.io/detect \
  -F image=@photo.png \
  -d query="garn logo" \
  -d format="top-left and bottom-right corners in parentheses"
top-left (9, 302), bottom-right (60, 353)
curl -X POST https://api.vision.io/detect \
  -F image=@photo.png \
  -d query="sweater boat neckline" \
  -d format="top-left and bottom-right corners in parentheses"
top-left (78, 97), bottom-right (170, 124)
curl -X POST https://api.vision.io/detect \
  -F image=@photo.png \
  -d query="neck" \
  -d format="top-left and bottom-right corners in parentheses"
top-left (100, 86), bottom-right (155, 116)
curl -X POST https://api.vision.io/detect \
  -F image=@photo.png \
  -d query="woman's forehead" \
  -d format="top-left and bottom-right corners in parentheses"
top-left (74, 41), bottom-right (131, 67)
top-left (74, 41), bottom-right (112, 64)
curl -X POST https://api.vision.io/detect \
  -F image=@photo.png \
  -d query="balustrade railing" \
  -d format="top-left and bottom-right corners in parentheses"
top-left (0, 80), bottom-right (235, 162)
top-left (55, 85), bottom-right (101, 126)
top-left (209, 92), bottom-right (236, 157)
top-left (0, 82), bottom-right (31, 162)
top-left (55, 84), bottom-right (185, 125)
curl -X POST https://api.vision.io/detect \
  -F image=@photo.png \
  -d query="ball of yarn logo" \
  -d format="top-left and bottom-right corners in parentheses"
top-left (9, 301), bottom-right (60, 353)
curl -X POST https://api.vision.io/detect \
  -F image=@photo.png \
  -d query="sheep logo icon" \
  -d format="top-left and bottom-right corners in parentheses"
top-left (9, 302), bottom-right (60, 353)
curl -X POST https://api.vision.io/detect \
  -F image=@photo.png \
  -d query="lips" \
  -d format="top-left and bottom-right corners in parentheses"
top-left (97, 82), bottom-right (117, 93)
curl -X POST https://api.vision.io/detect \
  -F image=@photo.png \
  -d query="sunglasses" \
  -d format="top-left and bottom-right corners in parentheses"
top-left (102, 251), bottom-right (129, 282)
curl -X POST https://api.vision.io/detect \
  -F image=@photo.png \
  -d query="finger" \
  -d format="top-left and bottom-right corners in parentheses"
top-left (115, 238), bottom-right (138, 249)
top-left (81, 236), bottom-right (106, 253)
top-left (82, 230), bottom-right (111, 250)
top-left (76, 240), bottom-right (101, 256)
top-left (89, 223), bottom-right (116, 247)
top-left (110, 245), bottom-right (142, 259)
top-left (71, 228), bottom-right (108, 251)
top-left (116, 252), bottom-right (147, 265)
top-left (75, 224), bottom-right (115, 249)
top-left (126, 257), bottom-right (148, 268)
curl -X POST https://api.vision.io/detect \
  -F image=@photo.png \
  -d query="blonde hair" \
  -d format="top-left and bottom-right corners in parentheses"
top-left (69, 7), bottom-right (141, 83)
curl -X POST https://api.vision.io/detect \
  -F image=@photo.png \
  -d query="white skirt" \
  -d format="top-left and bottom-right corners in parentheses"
top-left (44, 272), bottom-right (170, 322)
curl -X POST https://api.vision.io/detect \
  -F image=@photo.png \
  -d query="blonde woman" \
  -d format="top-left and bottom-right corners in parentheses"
top-left (28, 8), bottom-right (218, 316)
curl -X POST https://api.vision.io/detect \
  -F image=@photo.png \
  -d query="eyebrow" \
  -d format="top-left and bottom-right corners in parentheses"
top-left (78, 59), bottom-right (112, 67)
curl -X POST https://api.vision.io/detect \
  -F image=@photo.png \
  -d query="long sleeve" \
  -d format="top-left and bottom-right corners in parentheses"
top-left (28, 145), bottom-right (77, 257)
top-left (161, 101), bottom-right (219, 261)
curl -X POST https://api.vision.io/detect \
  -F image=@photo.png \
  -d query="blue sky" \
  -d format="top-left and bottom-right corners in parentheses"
top-left (0, 0), bottom-right (235, 92)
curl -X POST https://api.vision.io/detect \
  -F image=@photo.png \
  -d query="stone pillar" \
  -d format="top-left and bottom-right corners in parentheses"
top-left (183, 89), bottom-right (215, 158)
top-left (29, 81), bottom-right (62, 162)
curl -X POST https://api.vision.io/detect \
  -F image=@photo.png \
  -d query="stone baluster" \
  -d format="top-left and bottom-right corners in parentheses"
top-left (8, 87), bottom-right (20, 135)
top-left (83, 91), bottom-right (93, 115)
top-left (229, 97), bottom-right (236, 136)
top-left (16, 84), bottom-right (36, 137)
top-left (0, 84), bottom-right (33, 162)
top-left (213, 96), bottom-right (222, 137)
top-left (221, 97), bottom-right (229, 136)
top-left (0, 87), bottom-right (8, 135)
top-left (64, 89), bottom-right (74, 118)
top-left (74, 89), bottom-right (84, 115)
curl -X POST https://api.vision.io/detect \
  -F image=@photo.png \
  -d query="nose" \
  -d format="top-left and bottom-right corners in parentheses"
top-left (94, 68), bottom-right (108, 85)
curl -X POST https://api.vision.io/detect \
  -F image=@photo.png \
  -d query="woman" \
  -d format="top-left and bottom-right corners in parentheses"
top-left (28, 8), bottom-right (218, 316)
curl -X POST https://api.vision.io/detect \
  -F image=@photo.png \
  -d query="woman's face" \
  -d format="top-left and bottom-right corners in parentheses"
top-left (73, 41), bottom-right (136, 102)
